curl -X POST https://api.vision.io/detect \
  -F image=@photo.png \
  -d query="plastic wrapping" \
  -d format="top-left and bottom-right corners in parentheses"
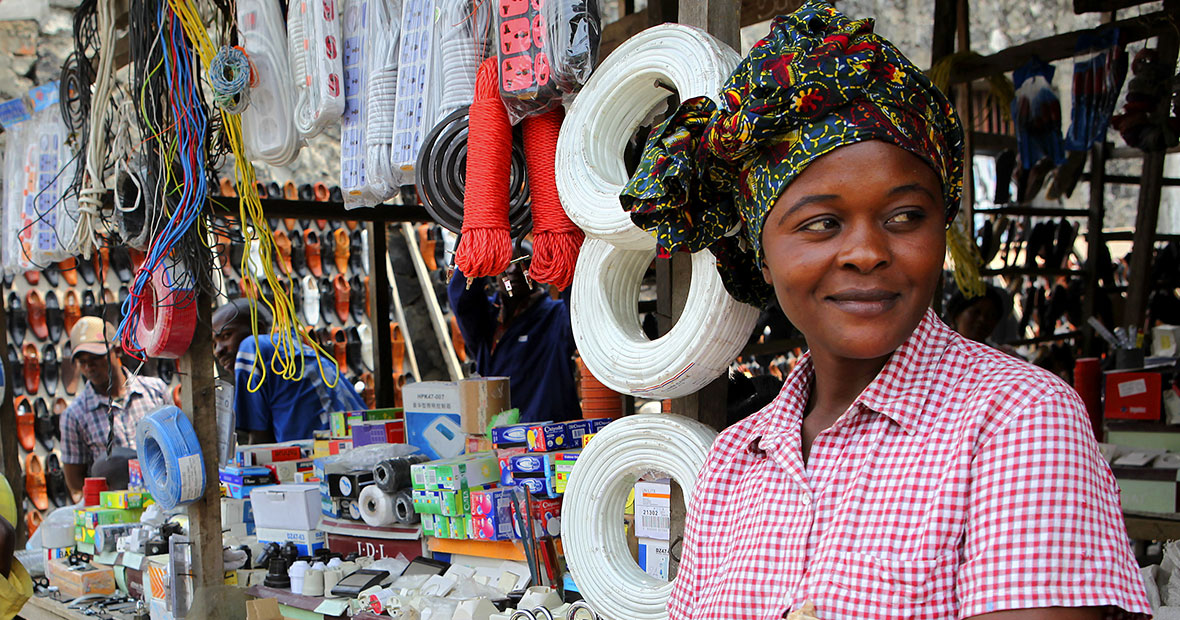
top-left (436, 0), bottom-right (494, 120)
top-left (318, 442), bottom-right (420, 471)
top-left (391, 0), bottom-right (441, 178)
top-left (497, 0), bottom-right (600, 124)
top-left (362, 0), bottom-right (403, 195)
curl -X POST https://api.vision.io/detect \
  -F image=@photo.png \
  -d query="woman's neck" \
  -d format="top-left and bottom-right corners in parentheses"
top-left (804, 349), bottom-right (891, 423)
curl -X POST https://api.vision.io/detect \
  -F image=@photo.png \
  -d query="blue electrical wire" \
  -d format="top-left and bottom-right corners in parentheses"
top-left (136, 405), bottom-right (206, 509)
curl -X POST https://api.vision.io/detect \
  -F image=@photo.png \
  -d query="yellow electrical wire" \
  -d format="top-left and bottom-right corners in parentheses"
top-left (946, 219), bottom-right (985, 299)
top-left (165, 0), bottom-right (340, 391)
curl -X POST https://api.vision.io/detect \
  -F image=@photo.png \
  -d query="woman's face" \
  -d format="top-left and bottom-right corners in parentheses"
top-left (760, 140), bottom-right (947, 363)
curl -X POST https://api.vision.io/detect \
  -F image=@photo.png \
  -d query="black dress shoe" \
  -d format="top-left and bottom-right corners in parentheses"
top-left (7, 345), bottom-right (23, 396)
top-left (349, 230), bottom-right (365, 272)
top-left (43, 262), bottom-right (61, 287)
top-left (267, 182), bottom-right (283, 199)
top-left (321, 228), bottom-right (336, 274)
top-left (110, 246), bottom-right (135, 283)
top-left (349, 276), bottom-right (366, 323)
top-left (225, 278), bottom-right (241, 298)
top-left (82, 290), bottom-right (100, 317)
top-left (6, 292), bottom-right (25, 347)
top-left (346, 327), bottom-right (364, 376)
top-left (320, 277), bottom-right (335, 325)
top-left (298, 184), bottom-right (315, 201)
top-left (45, 454), bottom-right (71, 508)
top-left (61, 342), bottom-right (77, 396)
top-left (329, 186), bottom-right (343, 203)
top-left (290, 233), bottom-right (308, 278)
top-left (77, 254), bottom-right (97, 285)
top-left (157, 358), bottom-right (176, 384)
top-left (34, 398), bottom-right (54, 451)
top-left (41, 344), bottom-right (59, 396)
top-left (45, 291), bottom-right (64, 343)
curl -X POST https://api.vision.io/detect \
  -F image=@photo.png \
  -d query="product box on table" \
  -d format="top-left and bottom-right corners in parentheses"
top-left (351, 419), bottom-right (406, 447)
top-left (634, 479), bottom-right (671, 540)
top-left (511, 497), bottom-right (562, 539)
top-left (263, 458), bottom-right (316, 484)
top-left (496, 447), bottom-right (527, 486)
top-left (470, 488), bottom-right (515, 541)
top-left (77, 507), bottom-right (143, 529)
top-left (509, 453), bottom-right (554, 476)
top-left (255, 527), bottom-right (327, 555)
top-left (219, 465), bottom-right (276, 499)
top-left (330, 408), bottom-right (403, 438)
top-left (554, 450), bottom-right (580, 494)
top-left (327, 471), bottom-right (374, 499)
top-left (637, 537), bottom-right (670, 580)
top-left (421, 513), bottom-right (438, 537)
top-left (328, 438), bottom-right (353, 455)
top-left (127, 459), bottom-right (145, 491)
top-left (431, 515), bottom-right (470, 539)
top-left (492, 422), bottom-right (547, 449)
top-left (100, 490), bottom-right (152, 510)
top-left (235, 443), bottom-right (305, 467)
top-left (411, 487), bottom-right (480, 517)
top-left (527, 419), bottom-right (611, 452)
top-left (48, 557), bottom-right (116, 600)
top-left (405, 410), bottom-right (465, 460)
top-left (458, 377), bottom-right (511, 434)
top-left (410, 452), bottom-right (500, 491)
top-left (514, 475), bottom-right (560, 499)
top-left (250, 483), bottom-right (322, 531)
top-left (1105, 371), bottom-right (1163, 421)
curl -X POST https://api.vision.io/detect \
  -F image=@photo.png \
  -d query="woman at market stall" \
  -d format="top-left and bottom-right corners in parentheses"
top-left (620, 2), bottom-right (1149, 618)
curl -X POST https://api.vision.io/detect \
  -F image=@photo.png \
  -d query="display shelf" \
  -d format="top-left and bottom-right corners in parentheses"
top-left (979, 267), bottom-right (1087, 277)
top-left (973, 206), bottom-right (1091, 217)
top-left (1005, 330), bottom-right (1081, 347)
top-left (1124, 510), bottom-right (1180, 542)
top-left (245, 586), bottom-right (349, 619)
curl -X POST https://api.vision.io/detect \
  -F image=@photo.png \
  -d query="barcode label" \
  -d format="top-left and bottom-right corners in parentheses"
top-left (640, 511), bottom-right (670, 532)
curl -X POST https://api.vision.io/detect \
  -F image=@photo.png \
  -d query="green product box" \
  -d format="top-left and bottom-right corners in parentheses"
top-left (446, 515), bottom-right (469, 539)
top-left (100, 490), bottom-right (152, 510)
top-left (411, 452), bottom-right (499, 492)
top-left (420, 513), bottom-right (438, 537)
top-left (434, 513), bottom-right (451, 539)
top-left (75, 526), bottom-right (95, 544)
top-left (411, 487), bottom-right (478, 516)
top-left (81, 508), bottom-right (143, 529)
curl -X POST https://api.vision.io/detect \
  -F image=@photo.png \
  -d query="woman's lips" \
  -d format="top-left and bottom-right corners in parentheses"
top-left (825, 290), bottom-right (901, 317)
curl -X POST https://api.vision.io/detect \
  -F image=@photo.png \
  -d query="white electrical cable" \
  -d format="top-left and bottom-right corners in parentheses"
top-left (435, 0), bottom-right (490, 119)
top-left (238, 0), bottom-right (302, 166)
top-left (74, 0), bottom-right (120, 259)
top-left (556, 24), bottom-right (741, 250)
top-left (562, 414), bottom-right (716, 620)
top-left (339, 0), bottom-right (371, 207)
top-left (390, 0), bottom-right (438, 182)
top-left (288, 0), bottom-right (346, 139)
top-left (362, 0), bottom-right (401, 195)
top-left (571, 237), bottom-right (760, 399)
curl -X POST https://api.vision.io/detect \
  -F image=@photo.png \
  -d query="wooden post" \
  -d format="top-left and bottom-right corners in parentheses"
top-left (930, 0), bottom-right (958, 64)
top-left (679, 0), bottom-right (740, 47)
top-left (953, 0), bottom-right (974, 231)
top-left (179, 287), bottom-right (228, 619)
top-left (1123, 33), bottom-right (1177, 333)
top-left (1082, 142), bottom-right (1108, 355)
top-left (368, 223), bottom-right (394, 406)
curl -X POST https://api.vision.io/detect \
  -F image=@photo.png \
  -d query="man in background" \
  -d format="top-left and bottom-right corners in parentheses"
top-left (60, 318), bottom-right (170, 498)
top-left (448, 245), bottom-right (579, 423)
top-left (213, 299), bottom-right (365, 443)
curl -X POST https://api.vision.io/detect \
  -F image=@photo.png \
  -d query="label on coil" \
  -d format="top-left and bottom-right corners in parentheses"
top-left (177, 453), bottom-right (205, 502)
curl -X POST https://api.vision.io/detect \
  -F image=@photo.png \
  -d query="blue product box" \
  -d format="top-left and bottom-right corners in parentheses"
top-left (255, 527), bottom-right (326, 556)
top-left (509, 453), bottom-right (554, 476)
top-left (220, 466), bottom-right (276, 499)
top-left (514, 475), bottom-right (559, 499)
top-left (405, 411), bottom-right (466, 460)
top-left (470, 488), bottom-right (515, 541)
top-left (492, 422), bottom-right (550, 448)
top-left (526, 421), bottom-right (598, 452)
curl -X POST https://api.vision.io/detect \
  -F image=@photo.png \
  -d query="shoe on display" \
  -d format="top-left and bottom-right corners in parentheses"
top-left (15, 395), bottom-right (35, 452)
top-left (8, 345), bottom-right (24, 397)
top-left (305, 230), bottom-right (323, 277)
top-left (25, 453), bottom-right (49, 512)
top-left (349, 230), bottom-right (364, 273)
top-left (349, 276), bottom-right (366, 324)
top-left (301, 276), bottom-right (321, 326)
top-left (290, 232), bottom-right (308, 278)
top-left (34, 398), bottom-right (54, 451)
top-left (346, 327), bottom-right (363, 377)
top-left (25, 503), bottom-right (43, 537)
top-left (157, 358), bottom-right (176, 384)
top-left (43, 262), bottom-right (61, 287)
top-left (356, 323), bottom-right (374, 372)
top-left (332, 227), bottom-right (350, 274)
top-left (23, 343), bottom-right (41, 394)
top-left (319, 277), bottom-right (335, 325)
top-left (26, 289), bottom-right (48, 341)
top-left (7, 292), bottom-right (26, 347)
top-left (46, 453), bottom-right (71, 507)
top-left (41, 344), bottom-right (59, 396)
top-left (61, 341), bottom-right (78, 396)
top-left (63, 290), bottom-right (81, 337)
top-left (77, 254), bottom-right (96, 285)
top-left (45, 291), bottom-right (64, 343)
top-left (391, 322), bottom-right (405, 375)
top-left (59, 257), bottom-right (78, 286)
top-left (330, 327), bottom-right (347, 370)
top-left (23, 270), bottom-right (40, 286)
top-left (332, 274), bottom-right (351, 323)
top-left (81, 290), bottom-right (100, 317)
top-left (274, 229), bottom-right (293, 275)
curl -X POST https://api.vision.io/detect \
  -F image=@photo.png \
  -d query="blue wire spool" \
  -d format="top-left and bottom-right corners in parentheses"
top-left (136, 406), bottom-right (206, 509)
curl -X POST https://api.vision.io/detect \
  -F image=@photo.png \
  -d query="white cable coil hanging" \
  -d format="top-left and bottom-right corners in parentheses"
top-left (435, 0), bottom-right (489, 119)
top-left (362, 0), bottom-right (401, 195)
top-left (571, 238), bottom-right (760, 398)
top-left (288, 0), bottom-right (345, 139)
top-left (562, 414), bottom-right (716, 620)
top-left (74, 0), bottom-right (120, 259)
top-left (556, 24), bottom-right (741, 250)
top-left (560, 24), bottom-right (757, 399)
top-left (237, 0), bottom-right (302, 166)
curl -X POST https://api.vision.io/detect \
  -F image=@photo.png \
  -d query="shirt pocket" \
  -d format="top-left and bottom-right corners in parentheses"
top-left (824, 550), bottom-right (957, 610)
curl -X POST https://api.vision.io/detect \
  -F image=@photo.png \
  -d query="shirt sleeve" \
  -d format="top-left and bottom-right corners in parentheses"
top-left (234, 343), bottom-right (273, 433)
top-left (957, 385), bottom-right (1151, 619)
top-left (59, 406), bottom-right (89, 466)
top-left (447, 267), bottom-right (496, 352)
top-left (0, 560), bottom-right (32, 619)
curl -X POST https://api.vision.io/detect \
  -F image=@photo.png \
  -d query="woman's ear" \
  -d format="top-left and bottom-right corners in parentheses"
top-left (761, 263), bottom-right (773, 285)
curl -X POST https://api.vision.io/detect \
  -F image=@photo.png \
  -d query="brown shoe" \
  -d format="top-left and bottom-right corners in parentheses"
top-left (330, 326), bottom-right (347, 369)
top-left (22, 343), bottom-right (41, 394)
top-left (332, 274), bottom-right (351, 323)
top-left (359, 371), bottom-right (376, 409)
top-left (305, 230), bottom-right (323, 277)
top-left (450, 315), bottom-right (467, 363)
top-left (15, 395), bottom-right (34, 452)
top-left (26, 453), bottom-right (48, 512)
top-left (273, 229), bottom-right (293, 275)
top-left (391, 322), bottom-right (405, 375)
top-left (25, 505), bottom-right (43, 537)
top-left (26, 290), bottom-right (48, 340)
top-left (313, 182), bottom-right (330, 202)
top-left (23, 270), bottom-right (40, 286)
top-left (59, 257), bottom-right (78, 286)
top-left (332, 227), bottom-right (350, 274)
top-left (172, 384), bottom-right (182, 408)
top-left (63, 290), bottom-right (81, 336)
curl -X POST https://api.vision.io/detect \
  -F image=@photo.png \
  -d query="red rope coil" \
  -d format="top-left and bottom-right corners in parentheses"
top-left (522, 106), bottom-right (583, 290)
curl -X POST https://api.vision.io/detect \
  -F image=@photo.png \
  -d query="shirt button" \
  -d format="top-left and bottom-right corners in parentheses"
top-left (801, 494), bottom-right (811, 507)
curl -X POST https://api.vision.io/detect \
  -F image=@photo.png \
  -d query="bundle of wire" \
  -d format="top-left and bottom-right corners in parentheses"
top-left (522, 107), bottom-right (582, 290)
top-left (362, 0), bottom-right (402, 195)
top-left (71, 0), bottom-right (119, 259)
top-left (209, 46), bottom-right (254, 114)
top-left (436, 0), bottom-right (491, 119)
top-left (163, 0), bottom-right (339, 390)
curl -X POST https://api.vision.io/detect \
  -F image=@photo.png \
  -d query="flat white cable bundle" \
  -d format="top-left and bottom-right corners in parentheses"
top-left (556, 24), bottom-right (741, 250)
top-left (560, 24), bottom-right (758, 399)
top-left (361, 0), bottom-right (402, 195)
top-left (339, 0), bottom-right (372, 207)
top-left (237, 0), bottom-right (302, 165)
top-left (288, 0), bottom-right (346, 139)
top-left (74, 0), bottom-right (120, 259)
top-left (435, 0), bottom-right (490, 119)
top-left (562, 414), bottom-right (716, 620)
top-left (390, 0), bottom-right (438, 184)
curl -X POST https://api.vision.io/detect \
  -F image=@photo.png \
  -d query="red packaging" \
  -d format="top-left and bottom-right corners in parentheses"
top-left (1105, 371), bottom-right (1162, 421)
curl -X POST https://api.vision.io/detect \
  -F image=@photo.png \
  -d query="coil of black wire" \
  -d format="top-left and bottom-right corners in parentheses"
top-left (415, 106), bottom-right (532, 237)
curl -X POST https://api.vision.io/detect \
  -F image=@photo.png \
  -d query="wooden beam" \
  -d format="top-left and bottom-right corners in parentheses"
top-left (740, 0), bottom-right (807, 27)
top-left (1073, 0), bottom-right (1158, 14)
top-left (680, 0), bottom-right (741, 48)
top-left (930, 0), bottom-right (958, 63)
top-left (950, 10), bottom-right (1175, 83)
top-left (600, 12), bottom-right (649, 57)
top-left (367, 223), bottom-right (394, 407)
top-left (179, 287), bottom-right (229, 619)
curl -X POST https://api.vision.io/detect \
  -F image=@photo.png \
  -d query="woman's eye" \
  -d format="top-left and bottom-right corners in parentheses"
top-left (888, 210), bottom-right (925, 224)
top-left (800, 217), bottom-right (838, 232)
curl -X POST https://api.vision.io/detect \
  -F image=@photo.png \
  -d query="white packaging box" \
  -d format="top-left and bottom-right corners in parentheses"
top-left (250, 484), bottom-right (322, 531)
top-left (637, 537), bottom-right (670, 580)
top-left (634, 479), bottom-right (671, 540)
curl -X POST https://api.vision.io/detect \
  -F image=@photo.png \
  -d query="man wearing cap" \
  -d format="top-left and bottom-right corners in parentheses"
top-left (60, 317), bottom-right (170, 499)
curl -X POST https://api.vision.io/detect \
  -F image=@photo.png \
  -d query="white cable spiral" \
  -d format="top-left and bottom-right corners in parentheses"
top-left (288, 0), bottom-right (345, 139)
top-left (562, 414), bottom-right (716, 620)
top-left (571, 238), bottom-right (759, 398)
top-left (238, 0), bottom-right (302, 166)
top-left (435, 0), bottom-right (489, 119)
top-left (556, 24), bottom-right (741, 250)
top-left (362, 0), bottom-right (401, 194)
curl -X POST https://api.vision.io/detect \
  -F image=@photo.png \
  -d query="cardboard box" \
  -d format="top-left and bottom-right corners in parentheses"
top-left (1106, 372), bottom-right (1163, 421)
top-left (514, 476), bottom-right (559, 499)
top-left (330, 408), bottom-right (403, 438)
top-left (411, 452), bottom-right (500, 491)
top-left (405, 411), bottom-right (465, 460)
top-left (77, 507), bottom-right (143, 529)
top-left (236, 444), bottom-right (303, 467)
top-left (509, 453), bottom-right (554, 476)
top-left (554, 451), bottom-right (580, 494)
top-left (469, 488), bottom-right (515, 541)
top-left (527, 419), bottom-right (611, 452)
top-left (496, 447), bottom-right (527, 486)
top-left (328, 438), bottom-right (353, 455)
top-left (403, 381), bottom-right (463, 414)
top-left (48, 558), bottom-right (116, 600)
top-left (351, 420), bottom-right (406, 447)
top-left (412, 488), bottom-right (476, 517)
top-left (421, 513), bottom-right (438, 537)
top-left (634, 479), bottom-right (671, 540)
top-left (246, 598), bottom-right (297, 620)
top-left (219, 466), bottom-right (275, 499)
top-left (637, 537), bottom-right (670, 580)
top-left (255, 527), bottom-right (326, 555)
top-left (492, 422), bottom-right (545, 448)
top-left (459, 377), bottom-right (511, 434)
top-left (128, 459), bottom-right (145, 491)
top-left (251, 484), bottom-right (322, 531)
top-left (511, 497), bottom-right (562, 539)
top-left (100, 490), bottom-right (152, 509)
top-left (263, 459), bottom-right (316, 484)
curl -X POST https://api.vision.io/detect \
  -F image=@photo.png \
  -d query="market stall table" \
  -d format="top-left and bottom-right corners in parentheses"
top-left (20, 593), bottom-right (143, 620)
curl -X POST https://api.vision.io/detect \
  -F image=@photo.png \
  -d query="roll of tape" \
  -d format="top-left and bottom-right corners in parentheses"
top-left (373, 454), bottom-right (428, 492)
top-left (136, 406), bottom-right (206, 510)
top-left (571, 238), bottom-right (759, 398)
top-left (347, 499), bottom-right (361, 521)
top-left (359, 485), bottom-right (396, 527)
top-left (556, 24), bottom-right (740, 250)
top-left (392, 489), bottom-right (418, 525)
top-left (134, 260), bottom-right (198, 359)
top-left (562, 414), bottom-right (715, 620)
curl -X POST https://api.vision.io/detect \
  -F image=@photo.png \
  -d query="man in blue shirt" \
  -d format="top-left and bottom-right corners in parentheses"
top-left (213, 299), bottom-right (365, 443)
top-left (448, 248), bottom-right (580, 423)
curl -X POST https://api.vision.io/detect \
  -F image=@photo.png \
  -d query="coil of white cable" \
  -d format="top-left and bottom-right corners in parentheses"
top-left (288, 0), bottom-right (345, 139)
top-left (238, 0), bottom-right (302, 166)
top-left (556, 24), bottom-right (740, 250)
top-left (362, 0), bottom-right (401, 195)
top-left (562, 414), bottom-right (716, 620)
top-left (571, 237), bottom-right (759, 399)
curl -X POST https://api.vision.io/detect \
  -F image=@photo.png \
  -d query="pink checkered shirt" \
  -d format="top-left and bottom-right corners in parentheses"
top-left (669, 309), bottom-right (1150, 620)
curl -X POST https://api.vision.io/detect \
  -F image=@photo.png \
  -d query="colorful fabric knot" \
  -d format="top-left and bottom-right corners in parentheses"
top-left (621, 0), bottom-right (964, 307)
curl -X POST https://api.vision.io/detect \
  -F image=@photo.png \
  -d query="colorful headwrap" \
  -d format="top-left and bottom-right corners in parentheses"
top-left (620, 0), bottom-right (965, 307)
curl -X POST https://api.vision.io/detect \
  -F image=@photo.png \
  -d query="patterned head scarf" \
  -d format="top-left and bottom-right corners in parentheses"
top-left (620, 0), bottom-right (965, 307)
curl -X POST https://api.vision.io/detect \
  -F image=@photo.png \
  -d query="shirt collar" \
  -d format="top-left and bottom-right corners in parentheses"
top-left (82, 370), bottom-right (150, 405)
top-left (758, 307), bottom-right (952, 443)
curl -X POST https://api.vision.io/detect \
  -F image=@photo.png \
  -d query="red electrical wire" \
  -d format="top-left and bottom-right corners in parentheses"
top-left (455, 57), bottom-right (513, 278)
top-left (522, 106), bottom-right (582, 290)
